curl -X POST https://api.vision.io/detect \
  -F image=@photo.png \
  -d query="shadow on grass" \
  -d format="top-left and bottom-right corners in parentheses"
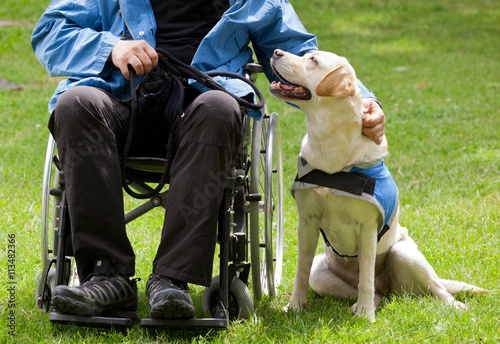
top-left (38, 284), bottom-right (492, 342)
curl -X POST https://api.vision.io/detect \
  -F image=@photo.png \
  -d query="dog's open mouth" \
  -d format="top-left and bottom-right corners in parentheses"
top-left (269, 69), bottom-right (312, 101)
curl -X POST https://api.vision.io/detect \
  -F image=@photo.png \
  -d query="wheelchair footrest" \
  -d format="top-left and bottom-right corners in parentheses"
top-left (140, 317), bottom-right (228, 329)
top-left (49, 312), bottom-right (136, 328)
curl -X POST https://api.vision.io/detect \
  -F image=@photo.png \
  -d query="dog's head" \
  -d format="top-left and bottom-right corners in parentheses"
top-left (269, 49), bottom-right (358, 105)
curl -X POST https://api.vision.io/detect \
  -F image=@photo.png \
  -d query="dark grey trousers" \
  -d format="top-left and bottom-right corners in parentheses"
top-left (49, 85), bottom-right (242, 286)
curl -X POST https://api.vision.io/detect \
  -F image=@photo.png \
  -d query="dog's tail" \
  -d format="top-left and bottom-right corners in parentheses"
top-left (440, 279), bottom-right (489, 295)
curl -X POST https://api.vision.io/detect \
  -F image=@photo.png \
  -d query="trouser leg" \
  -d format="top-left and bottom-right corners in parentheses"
top-left (49, 86), bottom-right (135, 281)
top-left (152, 90), bottom-right (242, 286)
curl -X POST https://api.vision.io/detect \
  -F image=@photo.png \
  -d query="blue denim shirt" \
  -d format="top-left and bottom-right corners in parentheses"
top-left (32, 0), bottom-right (376, 114)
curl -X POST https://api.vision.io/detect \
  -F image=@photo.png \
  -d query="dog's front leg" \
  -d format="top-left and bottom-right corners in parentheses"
top-left (287, 216), bottom-right (320, 311)
top-left (352, 224), bottom-right (378, 321)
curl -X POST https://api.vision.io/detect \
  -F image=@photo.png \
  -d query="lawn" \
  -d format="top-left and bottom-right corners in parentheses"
top-left (0, 0), bottom-right (499, 343)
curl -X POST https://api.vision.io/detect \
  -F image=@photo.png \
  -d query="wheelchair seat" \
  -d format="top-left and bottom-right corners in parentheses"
top-left (125, 157), bottom-right (168, 174)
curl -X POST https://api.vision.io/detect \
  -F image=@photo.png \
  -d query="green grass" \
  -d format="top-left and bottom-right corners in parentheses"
top-left (1, 0), bottom-right (499, 342)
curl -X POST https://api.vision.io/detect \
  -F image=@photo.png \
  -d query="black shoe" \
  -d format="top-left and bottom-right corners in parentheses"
top-left (146, 274), bottom-right (195, 319)
top-left (51, 274), bottom-right (138, 319)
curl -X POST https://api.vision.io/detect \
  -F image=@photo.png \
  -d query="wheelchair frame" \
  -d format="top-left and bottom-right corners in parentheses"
top-left (35, 64), bottom-right (284, 329)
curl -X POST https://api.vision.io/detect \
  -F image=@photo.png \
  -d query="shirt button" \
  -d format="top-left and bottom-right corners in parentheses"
top-left (139, 31), bottom-right (144, 36)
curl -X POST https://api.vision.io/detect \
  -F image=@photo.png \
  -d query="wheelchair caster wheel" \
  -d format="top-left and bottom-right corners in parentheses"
top-left (202, 275), bottom-right (254, 321)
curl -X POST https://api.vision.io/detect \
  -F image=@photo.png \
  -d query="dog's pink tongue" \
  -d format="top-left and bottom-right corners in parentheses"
top-left (271, 81), bottom-right (307, 94)
top-left (281, 83), bottom-right (295, 90)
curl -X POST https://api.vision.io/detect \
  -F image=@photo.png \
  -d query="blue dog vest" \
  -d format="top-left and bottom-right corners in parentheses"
top-left (291, 157), bottom-right (399, 257)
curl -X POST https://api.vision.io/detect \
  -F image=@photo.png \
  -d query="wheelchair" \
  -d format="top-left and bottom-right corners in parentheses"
top-left (35, 63), bottom-right (285, 329)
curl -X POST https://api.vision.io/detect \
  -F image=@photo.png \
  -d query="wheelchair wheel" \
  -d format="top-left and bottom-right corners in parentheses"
top-left (36, 135), bottom-right (57, 308)
top-left (202, 276), bottom-right (254, 320)
top-left (248, 112), bottom-right (284, 299)
top-left (36, 135), bottom-right (75, 309)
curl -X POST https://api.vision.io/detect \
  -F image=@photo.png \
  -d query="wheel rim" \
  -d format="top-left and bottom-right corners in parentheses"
top-left (262, 112), bottom-right (284, 296)
top-left (248, 113), bottom-right (284, 298)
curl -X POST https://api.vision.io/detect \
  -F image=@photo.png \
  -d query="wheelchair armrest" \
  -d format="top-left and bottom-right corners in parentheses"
top-left (243, 63), bottom-right (265, 82)
top-left (243, 63), bottom-right (265, 74)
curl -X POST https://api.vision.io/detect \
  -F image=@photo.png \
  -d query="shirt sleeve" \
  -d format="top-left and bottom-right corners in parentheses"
top-left (31, 0), bottom-right (121, 77)
top-left (190, 0), bottom-right (317, 100)
top-left (248, 0), bottom-right (318, 83)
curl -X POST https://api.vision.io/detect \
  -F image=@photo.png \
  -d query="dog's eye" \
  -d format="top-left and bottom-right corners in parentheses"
top-left (310, 56), bottom-right (318, 65)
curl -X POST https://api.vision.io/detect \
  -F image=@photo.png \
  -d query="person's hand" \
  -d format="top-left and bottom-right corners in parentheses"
top-left (110, 40), bottom-right (158, 79)
top-left (362, 98), bottom-right (386, 145)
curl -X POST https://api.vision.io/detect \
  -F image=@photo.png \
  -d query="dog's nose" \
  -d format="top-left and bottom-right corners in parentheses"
top-left (273, 49), bottom-right (284, 59)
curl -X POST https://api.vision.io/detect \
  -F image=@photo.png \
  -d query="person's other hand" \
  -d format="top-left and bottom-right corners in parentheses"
top-left (362, 98), bottom-right (386, 145)
top-left (110, 40), bottom-right (158, 79)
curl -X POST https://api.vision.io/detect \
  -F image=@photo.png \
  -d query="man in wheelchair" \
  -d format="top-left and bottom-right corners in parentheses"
top-left (32, 0), bottom-right (385, 321)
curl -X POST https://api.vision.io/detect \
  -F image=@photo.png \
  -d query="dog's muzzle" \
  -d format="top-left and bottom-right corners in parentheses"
top-left (269, 50), bottom-right (312, 101)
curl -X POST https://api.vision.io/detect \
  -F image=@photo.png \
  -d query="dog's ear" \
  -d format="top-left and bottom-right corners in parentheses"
top-left (315, 64), bottom-right (356, 98)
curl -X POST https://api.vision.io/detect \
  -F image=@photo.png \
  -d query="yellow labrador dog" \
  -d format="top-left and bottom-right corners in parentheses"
top-left (269, 49), bottom-right (486, 321)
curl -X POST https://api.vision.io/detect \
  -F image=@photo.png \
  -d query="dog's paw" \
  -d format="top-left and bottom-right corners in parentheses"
top-left (283, 302), bottom-right (293, 312)
top-left (450, 300), bottom-right (467, 310)
top-left (284, 299), bottom-right (306, 312)
top-left (351, 302), bottom-right (376, 322)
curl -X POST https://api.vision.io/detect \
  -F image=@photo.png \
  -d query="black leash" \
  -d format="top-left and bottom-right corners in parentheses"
top-left (122, 48), bottom-right (265, 199)
top-left (156, 48), bottom-right (265, 110)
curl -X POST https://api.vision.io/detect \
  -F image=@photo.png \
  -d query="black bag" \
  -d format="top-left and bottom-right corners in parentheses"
top-left (134, 67), bottom-right (182, 157)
